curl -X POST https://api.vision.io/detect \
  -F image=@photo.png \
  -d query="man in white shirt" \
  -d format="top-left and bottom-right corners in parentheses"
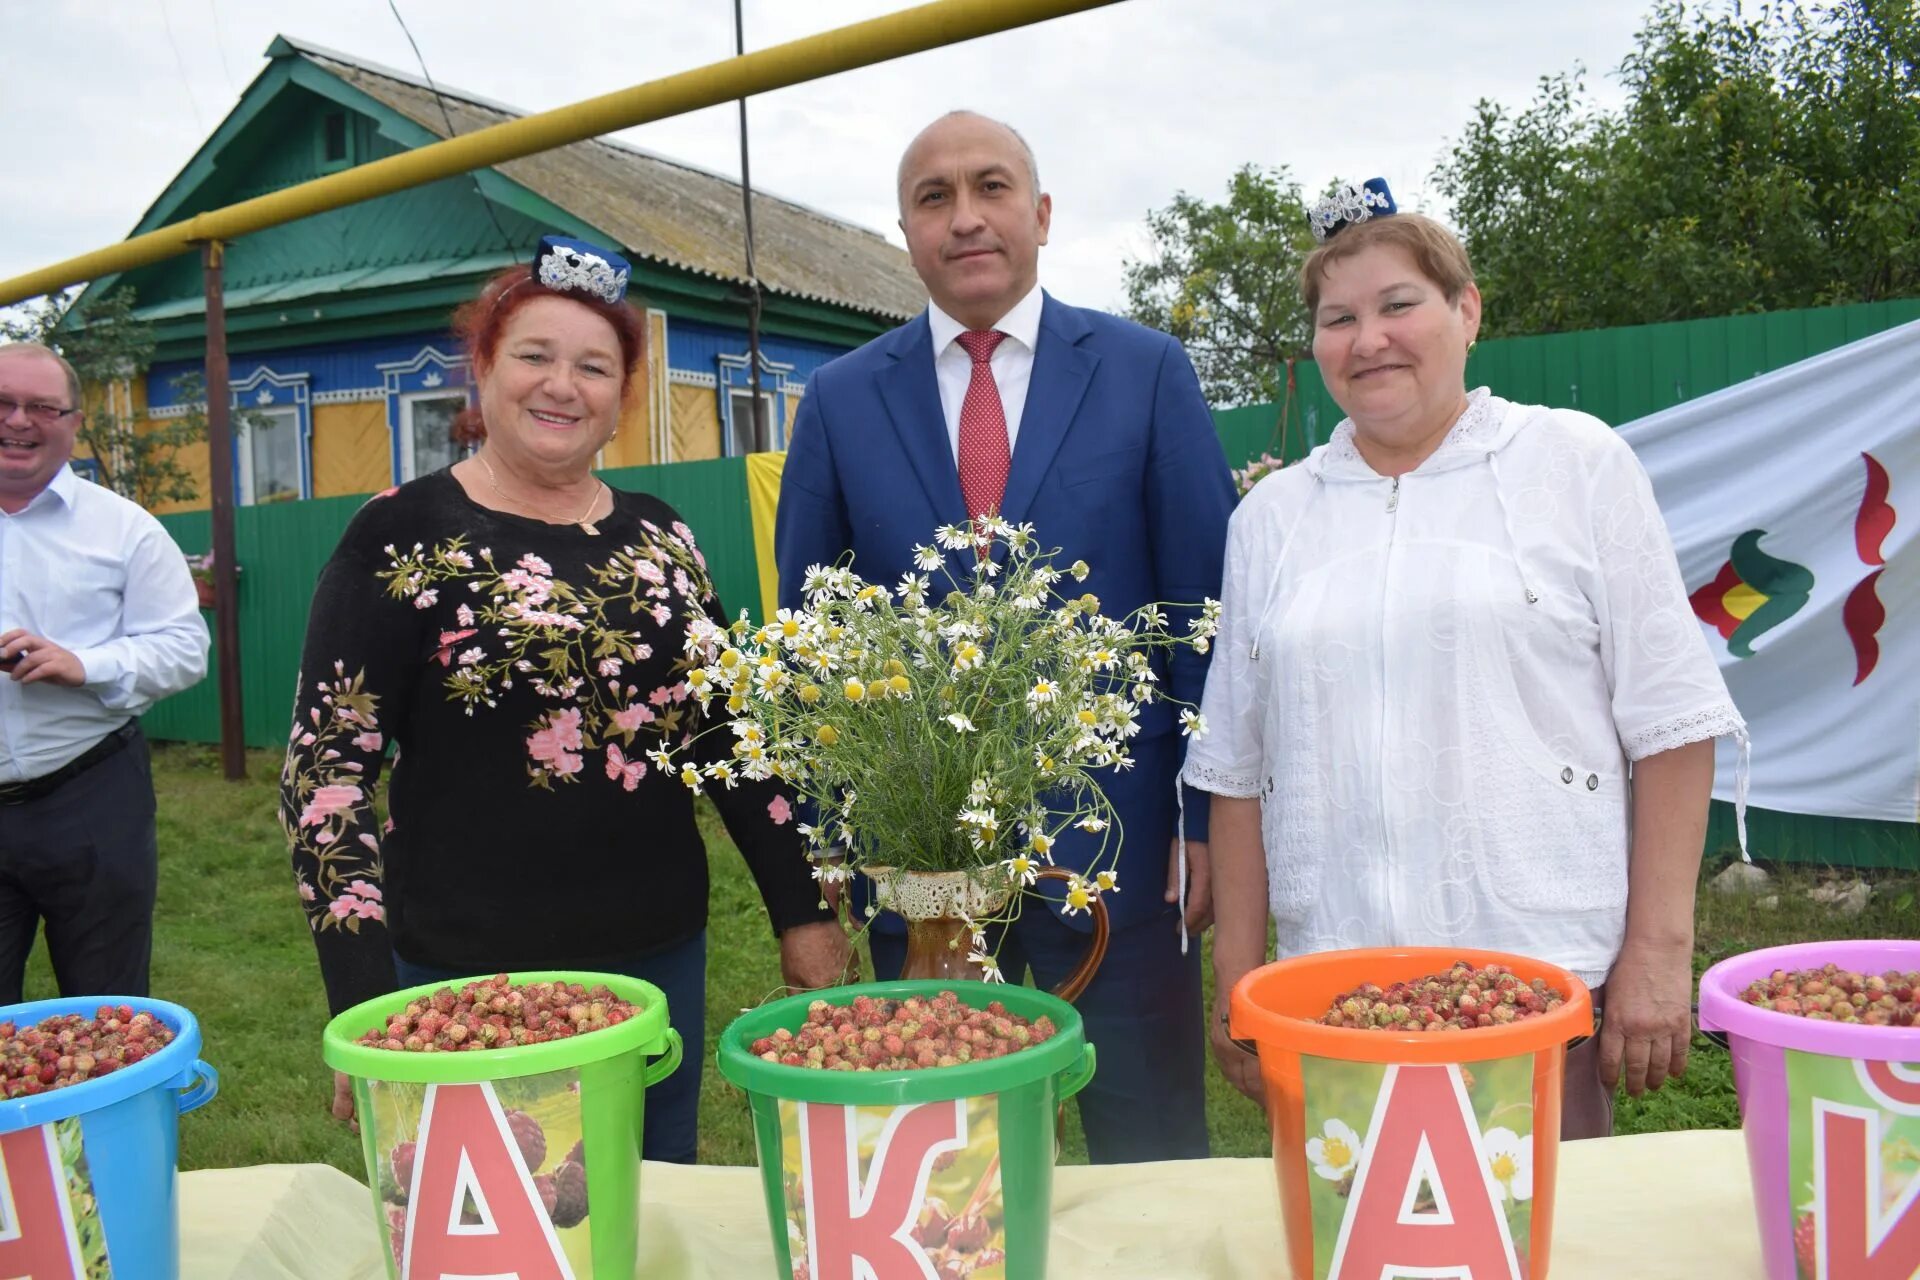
top-left (775, 113), bottom-right (1235, 1162)
top-left (0, 342), bottom-right (208, 1002)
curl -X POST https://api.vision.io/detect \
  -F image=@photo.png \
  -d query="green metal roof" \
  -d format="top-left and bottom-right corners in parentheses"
top-left (70, 34), bottom-right (920, 353)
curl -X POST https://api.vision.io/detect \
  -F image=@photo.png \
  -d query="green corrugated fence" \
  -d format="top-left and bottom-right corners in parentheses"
top-left (146, 458), bottom-right (760, 751)
top-left (139, 298), bottom-right (1918, 868)
top-left (1211, 297), bottom-right (1920, 469)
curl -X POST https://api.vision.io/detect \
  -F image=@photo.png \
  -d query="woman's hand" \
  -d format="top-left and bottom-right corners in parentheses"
top-left (1598, 935), bottom-right (1695, 1095)
top-left (1165, 839), bottom-right (1213, 933)
top-left (779, 920), bottom-right (856, 991)
top-left (1606, 738), bottom-right (1714, 1096)
top-left (331, 1071), bottom-right (358, 1132)
top-left (1211, 1001), bottom-right (1266, 1106)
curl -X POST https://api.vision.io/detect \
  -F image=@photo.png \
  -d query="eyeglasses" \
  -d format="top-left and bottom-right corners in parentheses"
top-left (0, 395), bottom-right (77, 425)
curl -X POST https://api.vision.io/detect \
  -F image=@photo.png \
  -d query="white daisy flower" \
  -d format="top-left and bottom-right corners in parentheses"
top-left (967, 950), bottom-right (1005, 983)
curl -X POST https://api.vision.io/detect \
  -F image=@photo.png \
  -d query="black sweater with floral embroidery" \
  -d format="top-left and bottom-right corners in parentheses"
top-left (279, 470), bottom-right (832, 1016)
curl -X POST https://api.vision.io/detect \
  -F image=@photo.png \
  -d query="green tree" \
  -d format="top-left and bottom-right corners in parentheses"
top-left (1433, 0), bottom-right (1920, 338)
top-left (1, 288), bottom-right (211, 509)
top-left (1121, 164), bottom-right (1320, 406)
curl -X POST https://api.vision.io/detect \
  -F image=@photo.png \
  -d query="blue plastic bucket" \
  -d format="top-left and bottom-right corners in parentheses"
top-left (0, 996), bottom-right (218, 1278)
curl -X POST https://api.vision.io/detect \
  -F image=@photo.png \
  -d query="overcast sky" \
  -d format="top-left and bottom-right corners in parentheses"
top-left (2, 0), bottom-right (1651, 316)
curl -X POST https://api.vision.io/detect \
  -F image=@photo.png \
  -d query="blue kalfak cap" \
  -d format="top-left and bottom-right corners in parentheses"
top-left (1308, 178), bottom-right (1399, 244)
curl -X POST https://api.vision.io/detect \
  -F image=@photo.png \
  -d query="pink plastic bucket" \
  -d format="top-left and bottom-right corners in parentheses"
top-left (1697, 940), bottom-right (1920, 1280)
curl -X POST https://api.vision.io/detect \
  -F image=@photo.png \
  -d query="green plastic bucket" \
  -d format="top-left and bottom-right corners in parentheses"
top-left (717, 980), bottom-right (1097, 1280)
top-left (322, 971), bottom-right (682, 1280)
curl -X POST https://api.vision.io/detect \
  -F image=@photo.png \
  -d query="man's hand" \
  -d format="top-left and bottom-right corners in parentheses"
top-left (331, 1070), bottom-right (358, 1132)
top-left (1598, 935), bottom-right (1695, 1096)
top-left (1210, 1002), bottom-right (1265, 1106)
top-left (0, 630), bottom-right (84, 687)
top-left (779, 920), bottom-right (856, 991)
top-left (1165, 839), bottom-right (1213, 932)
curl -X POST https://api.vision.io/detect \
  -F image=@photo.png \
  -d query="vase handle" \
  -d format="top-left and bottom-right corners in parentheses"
top-left (1032, 867), bottom-right (1109, 1004)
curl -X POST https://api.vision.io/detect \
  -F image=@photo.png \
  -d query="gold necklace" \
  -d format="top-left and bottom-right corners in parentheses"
top-left (475, 454), bottom-right (605, 536)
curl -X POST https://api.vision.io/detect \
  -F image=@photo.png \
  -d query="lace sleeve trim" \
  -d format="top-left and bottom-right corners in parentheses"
top-left (1181, 760), bottom-right (1262, 798)
top-left (1623, 704), bottom-right (1747, 762)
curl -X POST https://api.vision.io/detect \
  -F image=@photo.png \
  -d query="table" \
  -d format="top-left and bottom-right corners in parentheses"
top-left (180, 1128), bottom-right (1765, 1278)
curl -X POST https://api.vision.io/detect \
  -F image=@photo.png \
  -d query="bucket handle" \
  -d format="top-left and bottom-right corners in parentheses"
top-left (173, 1060), bottom-right (219, 1114)
top-left (642, 1028), bottom-right (684, 1087)
top-left (1032, 868), bottom-right (1109, 1004)
top-left (1057, 1042), bottom-right (1097, 1102)
top-left (1689, 1003), bottom-right (1730, 1052)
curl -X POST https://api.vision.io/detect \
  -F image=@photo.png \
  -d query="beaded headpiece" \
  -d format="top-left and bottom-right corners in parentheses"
top-left (1307, 178), bottom-right (1398, 244)
top-left (532, 235), bottom-right (631, 304)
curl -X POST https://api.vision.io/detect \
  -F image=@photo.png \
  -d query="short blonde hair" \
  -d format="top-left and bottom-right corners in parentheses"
top-left (1300, 213), bottom-right (1475, 315)
top-left (0, 342), bottom-right (81, 408)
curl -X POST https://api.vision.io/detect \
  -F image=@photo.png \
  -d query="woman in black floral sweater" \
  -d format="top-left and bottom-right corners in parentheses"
top-left (279, 236), bottom-right (849, 1162)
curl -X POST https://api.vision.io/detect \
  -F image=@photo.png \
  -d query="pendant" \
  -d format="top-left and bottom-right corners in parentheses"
top-left (581, 521), bottom-right (600, 536)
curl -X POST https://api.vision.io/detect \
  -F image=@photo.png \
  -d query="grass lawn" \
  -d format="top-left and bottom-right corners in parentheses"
top-left (18, 743), bottom-right (1915, 1178)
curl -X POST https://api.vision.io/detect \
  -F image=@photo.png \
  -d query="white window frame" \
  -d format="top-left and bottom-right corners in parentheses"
top-left (726, 387), bottom-right (778, 457)
top-left (237, 405), bottom-right (303, 506)
top-left (398, 388), bottom-right (472, 482)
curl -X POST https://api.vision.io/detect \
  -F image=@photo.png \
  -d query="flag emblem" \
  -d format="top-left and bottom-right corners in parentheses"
top-left (1690, 530), bottom-right (1815, 658)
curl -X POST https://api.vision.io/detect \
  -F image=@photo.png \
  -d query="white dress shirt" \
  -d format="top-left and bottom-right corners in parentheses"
top-left (0, 464), bottom-right (209, 782)
top-left (927, 283), bottom-right (1045, 463)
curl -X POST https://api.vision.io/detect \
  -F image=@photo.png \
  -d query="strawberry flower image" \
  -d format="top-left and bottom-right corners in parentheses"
top-left (1480, 1127), bottom-right (1533, 1202)
top-left (1308, 1117), bottom-right (1364, 1182)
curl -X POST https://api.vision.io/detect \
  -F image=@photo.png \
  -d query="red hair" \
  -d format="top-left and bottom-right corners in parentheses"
top-left (449, 265), bottom-right (648, 445)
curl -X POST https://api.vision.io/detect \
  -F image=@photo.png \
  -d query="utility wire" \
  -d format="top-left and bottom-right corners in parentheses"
top-left (386, 0), bottom-right (519, 253)
top-left (205, 0), bottom-right (237, 96)
top-left (157, 0), bottom-right (206, 131)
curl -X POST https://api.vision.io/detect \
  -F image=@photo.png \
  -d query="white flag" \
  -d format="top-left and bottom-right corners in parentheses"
top-left (1619, 319), bottom-right (1917, 823)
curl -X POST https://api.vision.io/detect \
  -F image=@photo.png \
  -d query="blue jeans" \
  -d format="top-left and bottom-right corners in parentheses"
top-left (870, 904), bottom-right (1208, 1163)
top-left (392, 930), bottom-right (707, 1164)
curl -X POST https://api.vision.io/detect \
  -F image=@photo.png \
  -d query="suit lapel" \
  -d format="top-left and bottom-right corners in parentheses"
top-left (877, 315), bottom-right (968, 528)
top-left (1000, 294), bottom-right (1097, 527)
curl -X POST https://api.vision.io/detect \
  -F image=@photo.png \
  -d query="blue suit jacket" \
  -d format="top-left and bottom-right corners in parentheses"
top-left (775, 294), bottom-right (1235, 932)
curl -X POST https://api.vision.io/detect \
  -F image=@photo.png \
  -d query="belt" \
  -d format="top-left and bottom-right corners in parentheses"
top-left (0, 721), bottom-right (140, 807)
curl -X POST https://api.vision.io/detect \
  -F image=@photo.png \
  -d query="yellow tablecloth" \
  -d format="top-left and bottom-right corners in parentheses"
top-left (180, 1128), bottom-right (1764, 1278)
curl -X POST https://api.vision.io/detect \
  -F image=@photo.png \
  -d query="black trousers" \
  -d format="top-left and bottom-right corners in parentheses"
top-left (0, 727), bottom-right (158, 1003)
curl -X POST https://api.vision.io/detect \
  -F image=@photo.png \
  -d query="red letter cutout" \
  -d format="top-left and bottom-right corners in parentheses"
top-left (1811, 1062), bottom-right (1920, 1280)
top-left (1329, 1064), bottom-right (1522, 1280)
top-left (800, 1100), bottom-right (966, 1280)
top-left (0, 1125), bottom-right (85, 1280)
top-left (403, 1082), bottom-right (572, 1280)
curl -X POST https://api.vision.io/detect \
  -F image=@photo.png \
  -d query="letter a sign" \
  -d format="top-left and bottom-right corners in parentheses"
top-left (797, 1100), bottom-right (968, 1280)
top-left (402, 1082), bottom-right (573, 1280)
top-left (1326, 1064), bottom-right (1523, 1280)
top-left (0, 1125), bottom-right (86, 1280)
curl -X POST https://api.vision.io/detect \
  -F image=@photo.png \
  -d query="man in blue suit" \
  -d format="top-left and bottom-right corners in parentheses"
top-left (776, 111), bottom-right (1234, 1162)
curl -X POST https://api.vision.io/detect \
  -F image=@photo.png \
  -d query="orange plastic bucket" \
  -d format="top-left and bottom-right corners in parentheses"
top-left (1231, 947), bottom-right (1594, 1280)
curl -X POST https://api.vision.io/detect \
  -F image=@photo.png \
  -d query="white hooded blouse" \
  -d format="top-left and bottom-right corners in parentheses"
top-left (1182, 389), bottom-right (1746, 986)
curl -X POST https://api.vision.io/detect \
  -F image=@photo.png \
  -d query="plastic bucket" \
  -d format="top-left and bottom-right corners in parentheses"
top-left (717, 979), bottom-right (1097, 1280)
top-left (1697, 939), bottom-right (1920, 1280)
top-left (1230, 947), bottom-right (1594, 1280)
top-left (322, 971), bottom-right (682, 1280)
top-left (0, 996), bottom-right (219, 1278)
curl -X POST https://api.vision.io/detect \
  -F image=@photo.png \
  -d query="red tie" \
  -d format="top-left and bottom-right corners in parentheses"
top-left (955, 329), bottom-right (1010, 529)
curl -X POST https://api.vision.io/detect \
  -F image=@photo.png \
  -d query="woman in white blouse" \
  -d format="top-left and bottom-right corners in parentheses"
top-left (1185, 181), bottom-right (1745, 1137)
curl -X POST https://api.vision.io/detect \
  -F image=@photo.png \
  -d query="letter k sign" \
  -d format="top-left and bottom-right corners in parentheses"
top-left (799, 1100), bottom-right (967, 1280)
